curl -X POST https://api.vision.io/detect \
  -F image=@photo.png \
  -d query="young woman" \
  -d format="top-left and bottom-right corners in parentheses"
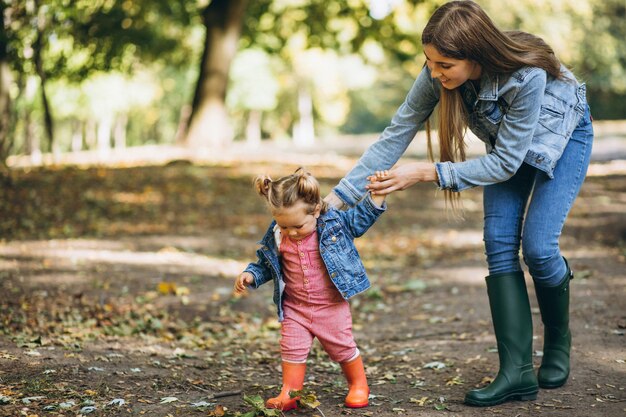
top-left (235, 168), bottom-right (388, 411)
top-left (325, 0), bottom-right (593, 407)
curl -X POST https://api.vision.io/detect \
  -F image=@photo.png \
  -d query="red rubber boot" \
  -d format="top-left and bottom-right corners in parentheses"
top-left (266, 362), bottom-right (306, 411)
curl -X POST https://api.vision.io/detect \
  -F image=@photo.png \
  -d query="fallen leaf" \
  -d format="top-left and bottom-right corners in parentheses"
top-left (160, 396), bottom-right (179, 404)
top-left (423, 361), bottom-right (446, 370)
top-left (107, 398), bottom-right (126, 407)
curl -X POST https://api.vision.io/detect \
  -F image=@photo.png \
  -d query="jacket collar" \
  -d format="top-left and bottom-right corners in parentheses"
top-left (258, 208), bottom-right (341, 246)
top-left (477, 72), bottom-right (499, 101)
top-left (316, 208), bottom-right (340, 230)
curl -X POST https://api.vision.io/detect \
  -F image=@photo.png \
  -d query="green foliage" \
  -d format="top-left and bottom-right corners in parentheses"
top-left (241, 394), bottom-right (281, 416)
top-left (2, 0), bottom-right (625, 162)
top-left (4, 0), bottom-right (198, 81)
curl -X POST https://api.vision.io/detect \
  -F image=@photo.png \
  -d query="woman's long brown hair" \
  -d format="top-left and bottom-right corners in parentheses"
top-left (421, 1), bottom-right (562, 211)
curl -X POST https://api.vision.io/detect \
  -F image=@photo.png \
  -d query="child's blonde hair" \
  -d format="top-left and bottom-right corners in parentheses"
top-left (254, 167), bottom-right (329, 215)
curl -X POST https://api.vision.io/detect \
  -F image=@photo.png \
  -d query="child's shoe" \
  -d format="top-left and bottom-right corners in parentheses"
top-left (340, 355), bottom-right (370, 408)
top-left (266, 361), bottom-right (306, 411)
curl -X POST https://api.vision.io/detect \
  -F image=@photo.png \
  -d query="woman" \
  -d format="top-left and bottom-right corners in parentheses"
top-left (324, 0), bottom-right (593, 407)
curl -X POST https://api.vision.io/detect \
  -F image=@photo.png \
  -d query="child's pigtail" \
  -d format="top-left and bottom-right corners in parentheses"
top-left (294, 167), bottom-right (327, 213)
top-left (254, 175), bottom-right (272, 201)
top-left (295, 167), bottom-right (315, 197)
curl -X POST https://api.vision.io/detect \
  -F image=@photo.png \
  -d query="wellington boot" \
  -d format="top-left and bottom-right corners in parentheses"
top-left (465, 271), bottom-right (538, 407)
top-left (535, 260), bottom-right (573, 388)
top-left (266, 362), bottom-right (306, 411)
top-left (340, 355), bottom-right (369, 408)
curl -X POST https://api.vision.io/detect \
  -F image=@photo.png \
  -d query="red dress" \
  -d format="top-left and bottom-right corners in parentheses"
top-left (279, 230), bottom-right (358, 363)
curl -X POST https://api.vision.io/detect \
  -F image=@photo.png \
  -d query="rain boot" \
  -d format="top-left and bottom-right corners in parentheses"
top-left (340, 355), bottom-right (369, 408)
top-left (465, 271), bottom-right (538, 406)
top-left (266, 361), bottom-right (306, 411)
top-left (534, 259), bottom-right (573, 388)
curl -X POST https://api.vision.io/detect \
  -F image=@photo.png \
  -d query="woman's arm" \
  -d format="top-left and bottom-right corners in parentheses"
top-left (435, 70), bottom-right (547, 192)
top-left (330, 66), bottom-right (440, 206)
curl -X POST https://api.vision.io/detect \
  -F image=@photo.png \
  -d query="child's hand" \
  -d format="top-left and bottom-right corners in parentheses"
top-left (234, 272), bottom-right (254, 295)
top-left (367, 170), bottom-right (390, 205)
top-left (368, 170), bottom-right (390, 185)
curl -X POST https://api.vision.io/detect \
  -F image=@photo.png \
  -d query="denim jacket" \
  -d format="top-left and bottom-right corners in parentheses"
top-left (333, 64), bottom-right (588, 202)
top-left (244, 194), bottom-right (386, 321)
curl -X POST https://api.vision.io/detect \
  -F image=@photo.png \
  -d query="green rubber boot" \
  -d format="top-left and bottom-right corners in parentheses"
top-left (534, 260), bottom-right (573, 388)
top-left (465, 271), bottom-right (538, 406)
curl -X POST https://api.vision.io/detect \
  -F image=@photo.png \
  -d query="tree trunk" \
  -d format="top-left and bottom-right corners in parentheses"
top-left (97, 116), bottom-right (112, 158)
top-left (114, 114), bottom-right (127, 150)
top-left (293, 86), bottom-right (315, 147)
top-left (85, 118), bottom-right (97, 150)
top-left (33, 1), bottom-right (54, 152)
top-left (0, 2), bottom-right (12, 167)
top-left (71, 120), bottom-right (83, 152)
top-left (245, 109), bottom-right (261, 147)
top-left (184, 0), bottom-right (247, 148)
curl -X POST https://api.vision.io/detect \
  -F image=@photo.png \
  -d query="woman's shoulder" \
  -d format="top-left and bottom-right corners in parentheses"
top-left (508, 66), bottom-right (546, 83)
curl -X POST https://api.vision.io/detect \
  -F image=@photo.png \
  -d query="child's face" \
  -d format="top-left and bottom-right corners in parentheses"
top-left (424, 44), bottom-right (482, 90)
top-left (273, 201), bottom-right (321, 240)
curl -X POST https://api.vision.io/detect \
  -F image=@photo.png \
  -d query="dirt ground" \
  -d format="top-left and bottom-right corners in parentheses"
top-left (0, 156), bottom-right (624, 417)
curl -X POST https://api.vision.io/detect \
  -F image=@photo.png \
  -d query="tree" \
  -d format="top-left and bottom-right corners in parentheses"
top-left (2, 0), bottom-right (196, 157)
top-left (185, 0), bottom-right (247, 148)
top-left (0, 1), bottom-right (11, 167)
top-left (184, 0), bottom-right (427, 147)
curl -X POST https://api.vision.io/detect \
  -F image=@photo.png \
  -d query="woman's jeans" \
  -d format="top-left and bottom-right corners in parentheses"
top-left (483, 105), bottom-right (594, 287)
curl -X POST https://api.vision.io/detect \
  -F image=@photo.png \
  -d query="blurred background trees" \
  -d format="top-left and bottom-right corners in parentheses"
top-left (1, 0), bottom-right (625, 165)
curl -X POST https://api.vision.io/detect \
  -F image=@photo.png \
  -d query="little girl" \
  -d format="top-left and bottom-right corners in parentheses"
top-left (234, 167), bottom-right (388, 411)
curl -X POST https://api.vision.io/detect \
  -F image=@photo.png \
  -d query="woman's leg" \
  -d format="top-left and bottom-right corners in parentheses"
top-left (466, 170), bottom-right (538, 406)
top-left (522, 105), bottom-right (594, 388)
top-left (483, 164), bottom-right (535, 274)
top-left (522, 106), bottom-right (594, 285)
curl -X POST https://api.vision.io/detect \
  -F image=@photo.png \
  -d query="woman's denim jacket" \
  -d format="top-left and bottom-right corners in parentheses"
top-left (244, 194), bottom-right (386, 321)
top-left (333, 64), bottom-right (588, 202)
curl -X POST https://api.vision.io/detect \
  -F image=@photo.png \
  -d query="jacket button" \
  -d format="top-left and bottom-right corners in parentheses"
top-left (330, 272), bottom-right (337, 278)
top-left (331, 236), bottom-right (337, 242)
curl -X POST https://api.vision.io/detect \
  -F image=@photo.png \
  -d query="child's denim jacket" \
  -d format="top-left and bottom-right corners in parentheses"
top-left (244, 195), bottom-right (386, 321)
top-left (333, 64), bottom-right (588, 202)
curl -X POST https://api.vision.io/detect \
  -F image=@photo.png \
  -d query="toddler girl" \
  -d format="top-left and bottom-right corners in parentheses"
top-left (234, 167), bottom-right (388, 411)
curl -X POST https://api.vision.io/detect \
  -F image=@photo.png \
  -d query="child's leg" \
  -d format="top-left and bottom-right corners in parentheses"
top-left (340, 354), bottom-right (370, 408)
top-left (266, 313), bottom-right (312, 411)
top-left (314, 301), bottom-right (369, 408)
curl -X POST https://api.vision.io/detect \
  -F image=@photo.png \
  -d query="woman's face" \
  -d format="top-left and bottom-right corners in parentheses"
top-left (424, 44), bottom-right (482, 90)
top-left (273, 201), bottom-right (321, 240)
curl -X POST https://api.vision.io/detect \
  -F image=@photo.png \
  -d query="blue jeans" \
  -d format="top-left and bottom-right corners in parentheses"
top-left (483, 105), bottom-right (594, 287)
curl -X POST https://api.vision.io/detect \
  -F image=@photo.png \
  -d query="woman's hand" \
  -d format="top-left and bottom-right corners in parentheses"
top-left (323, 191), bottom-right (347, 210)
top-left (234, 272), bottom-right (254, 294)
top-left (366, 162), bottom-right (438, 195)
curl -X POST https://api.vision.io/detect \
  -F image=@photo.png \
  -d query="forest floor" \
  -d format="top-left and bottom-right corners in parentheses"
top-left (0, 134), bottom-right (624, 417)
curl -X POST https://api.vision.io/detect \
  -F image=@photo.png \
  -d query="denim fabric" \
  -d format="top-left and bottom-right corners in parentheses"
top-left (483, 105), bottom-right (593, 285)
top-left (244, 194), bottom-right (386, 321)
top-left (333, 65), bottom-right (587, 203)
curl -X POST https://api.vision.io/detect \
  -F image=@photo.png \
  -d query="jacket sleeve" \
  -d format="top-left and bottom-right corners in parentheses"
top-left (338, 193), bottom-right (387, 238)
top-left (333, 66), bottom-right (440, 206)
top-left (435, 69), bottom-right (547, 191)
top-left (244, 250), bottom-right (274, 289)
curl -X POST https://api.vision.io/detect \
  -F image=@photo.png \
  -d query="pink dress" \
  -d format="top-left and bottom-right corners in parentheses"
top-left (279, 230), bottom-right (358, 363)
